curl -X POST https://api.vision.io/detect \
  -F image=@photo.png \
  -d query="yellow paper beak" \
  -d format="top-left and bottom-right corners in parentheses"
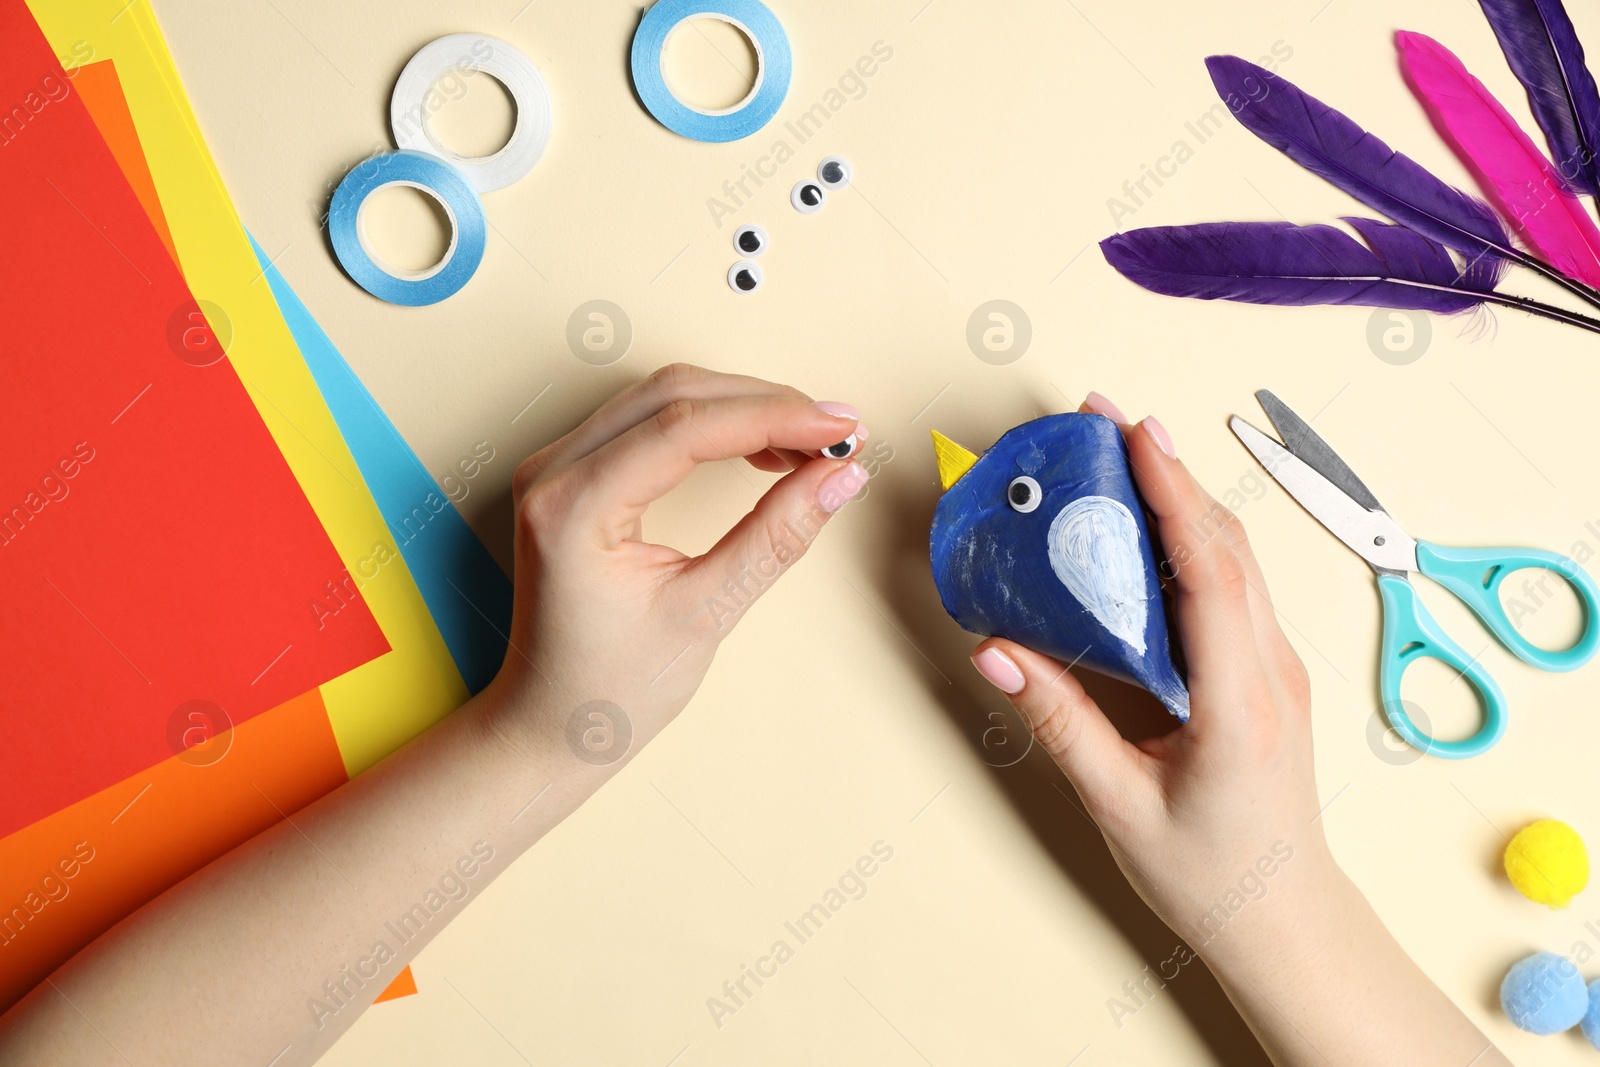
top-left (931, 430), bottom-right (979, 491)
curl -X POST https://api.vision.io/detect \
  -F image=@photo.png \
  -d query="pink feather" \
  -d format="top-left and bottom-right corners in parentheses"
top-left (1397, 29), bottom-right (1600, 288)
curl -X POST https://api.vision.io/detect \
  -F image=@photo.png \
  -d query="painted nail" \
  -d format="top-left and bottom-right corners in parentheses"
top-left (972, 647), bottom-right (1025, 694)
top-left (814, 401), bottom-right (860, 421)
top-left (815, 402), bottom-right (866, 445)
top-left (1083, 391), bottom-right (1128, 423)
top-left (817, 461), bottom-right (868, 513)
top-left (1143, 416), bottom-right (1176, 458)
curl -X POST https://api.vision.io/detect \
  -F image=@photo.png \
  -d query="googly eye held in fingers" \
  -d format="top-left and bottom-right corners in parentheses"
top-left (791, 179), bottom-right (826, 214)
top-left (1006, 475), bottom-right (1042, 513)
top-left (733, 224), bottom-right (768, 257)
top-left (821, 435), bottom-right (861, 460)
top-left (728, 260), bottom-right (764, 294)
top-left (817, 156), bottom-right (852, 189)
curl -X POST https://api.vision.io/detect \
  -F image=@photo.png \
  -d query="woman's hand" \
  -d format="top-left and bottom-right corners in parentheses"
top-left (0, 365), bottom-right (875, 1067)
top-left (970, 395), bottom-right (1331, 942)
top-left (968, 394), bottom-right (1507, 1067)
top-left (483, 363), bottom-right (871, 766)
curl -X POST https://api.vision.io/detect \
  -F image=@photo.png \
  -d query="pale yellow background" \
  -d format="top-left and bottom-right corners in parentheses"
top-left (153, 0), bottom-right (1600, 1062)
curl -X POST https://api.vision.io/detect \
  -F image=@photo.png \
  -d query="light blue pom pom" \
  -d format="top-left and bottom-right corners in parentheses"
top-left (1582, 979), bottom-right (1600, 1050)
top-left (1501, 952), bottom-right (1587, 1035)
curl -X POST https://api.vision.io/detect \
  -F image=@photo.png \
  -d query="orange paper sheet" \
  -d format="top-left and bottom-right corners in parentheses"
top-left (0, 689), bottom-right (349, 1010)
top-left (71, 59), bottom-right (176, 264)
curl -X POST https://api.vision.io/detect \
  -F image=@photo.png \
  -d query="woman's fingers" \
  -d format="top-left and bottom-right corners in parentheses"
top-left (1079, 393), bottom-right (1264, 700)
top-left (567, 395), bottom-right (862, 544)
top-left (755, 403), bottom-right (866, 475)
top-left (1193, 484), bottom-right (1306, 690)
top-left (518, 364), bottom-right (813, 487)
top-left (1123, 417), bottom-right (1264, 726)
top-left (747, 450), bottom-right (800, 474)
top-left (971, 639), bottom-right (1149, 816)
top-left (1082, 393), bottom-right (1306, 712)
top-left (1081, 392), bottom-right (1130, 424)
top-left (682, 455), bottom-right (868, 624)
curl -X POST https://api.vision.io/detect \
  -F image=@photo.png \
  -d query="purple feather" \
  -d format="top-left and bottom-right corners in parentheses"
top-left (1341, 217), bottom-right (1508, 292)
top-left (1100, 221), bottom-right (1495, 314)
top-left (1205, 56), bottom-right (1516, 265)
top-left (1477, 0), bottom-right (1600, 196)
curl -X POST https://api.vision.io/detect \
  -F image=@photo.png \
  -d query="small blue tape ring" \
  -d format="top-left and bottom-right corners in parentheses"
top-left (329, 150), bottom-right (487, 307)
top-left (631, 0), bottom-right (792, 143)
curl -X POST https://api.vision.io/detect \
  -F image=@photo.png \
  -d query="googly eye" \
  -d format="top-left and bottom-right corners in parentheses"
top-left (728, 260), bottom-right (763, 294)
top-left (821, 435), bottom-right (860, 460)
top-left (1006, 476), bottom-right (1042, 513)
top-left (791, 180), bottom-right (826, 214)
top-left (733, 224), bottom-right (768, 257)
top-left (817, 156), bottom-right (852, 189)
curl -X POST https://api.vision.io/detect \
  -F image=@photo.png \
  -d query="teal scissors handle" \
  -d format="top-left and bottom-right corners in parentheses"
top-left (1415, 541), bottom-right (1600, 672)
top-left (1376, 575), bottom-right (1507, 759)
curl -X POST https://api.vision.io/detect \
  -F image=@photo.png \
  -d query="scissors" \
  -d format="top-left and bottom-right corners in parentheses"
top-left (1230, 390), bottom-right (1600, 759)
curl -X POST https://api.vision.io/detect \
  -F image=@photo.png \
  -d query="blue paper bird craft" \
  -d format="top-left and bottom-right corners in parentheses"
top-left (929, 414), bottom-right (1190, 720)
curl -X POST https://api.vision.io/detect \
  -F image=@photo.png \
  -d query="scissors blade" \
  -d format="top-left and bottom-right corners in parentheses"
top-left (1255, 390), bottom-right (1386, 514)
top-left (1230, 415), bottom-right (1419, 574)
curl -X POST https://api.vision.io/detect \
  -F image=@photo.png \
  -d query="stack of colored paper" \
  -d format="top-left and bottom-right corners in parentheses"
top-left (0, 0), bottom-right (513, 1011)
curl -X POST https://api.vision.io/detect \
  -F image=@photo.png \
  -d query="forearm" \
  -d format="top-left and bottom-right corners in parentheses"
top-left (0, 676), bottom-right (596, 1066)
top-left (0, 368), bottom-right (860, 1065)
top-left (1196, 863), bottom-right (1509, 1067)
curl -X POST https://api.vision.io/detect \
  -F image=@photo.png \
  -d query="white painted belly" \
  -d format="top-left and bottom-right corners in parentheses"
top-left (1046, 495), bottom-right (1148, 655)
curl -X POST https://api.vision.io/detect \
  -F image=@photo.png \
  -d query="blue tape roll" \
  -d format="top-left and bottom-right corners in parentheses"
top-left (631, 0), bottom-right (792, 143)
top-left (328, 150), bottom-right (487, 307)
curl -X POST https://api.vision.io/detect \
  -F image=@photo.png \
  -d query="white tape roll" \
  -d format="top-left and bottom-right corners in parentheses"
top-left (390, 33), bottom-right (551, 193)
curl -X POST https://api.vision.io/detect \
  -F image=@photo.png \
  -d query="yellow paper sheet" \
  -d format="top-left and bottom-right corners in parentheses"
top-left (28, 0), bottom-right (468, 773)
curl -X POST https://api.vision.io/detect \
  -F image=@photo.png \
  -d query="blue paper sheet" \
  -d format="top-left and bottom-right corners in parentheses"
top-left (250, 235), bottom-right (512, 693)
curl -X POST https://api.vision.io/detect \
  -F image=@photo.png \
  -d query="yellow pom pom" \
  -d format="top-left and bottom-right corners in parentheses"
top-left (1505, 820), bottom-right (1589, 909)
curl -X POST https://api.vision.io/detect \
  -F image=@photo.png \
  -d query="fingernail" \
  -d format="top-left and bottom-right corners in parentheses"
top-left (1142, 416), bottom-right (1176, 458)
top-left (815, 402), bottom-right (866, 443)
top-left (814, 401), bottom-right (860, 421)
top-left (817, 461), bottom-right (868, 513)
top-left (972, 647), bottom-right (1025, 694)
top-left (1083, 391), bottom-right (1128, 423)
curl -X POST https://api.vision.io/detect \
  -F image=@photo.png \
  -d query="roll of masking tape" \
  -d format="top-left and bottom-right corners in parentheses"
top-left (328, 150), bottom-right (487, 307)
top-left (630, 0), bottom-right (791, 143)
top-left (390, 33), bottom-right (552, 193)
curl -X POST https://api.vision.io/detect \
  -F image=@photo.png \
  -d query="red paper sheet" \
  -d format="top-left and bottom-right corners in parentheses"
top-left (0, 1), bottom-right (388, 838)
